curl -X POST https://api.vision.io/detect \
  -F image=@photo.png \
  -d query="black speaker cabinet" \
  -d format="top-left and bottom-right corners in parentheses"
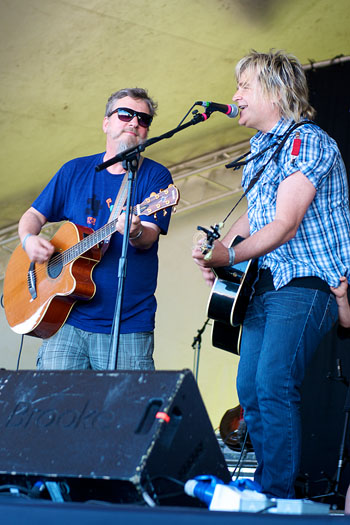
top-left (0, 369), bottom-right (230, 505)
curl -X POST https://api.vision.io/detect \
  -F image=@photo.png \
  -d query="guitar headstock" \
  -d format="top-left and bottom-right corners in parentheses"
top-left (196, 222), bottom-right (223, 260)
top-left (138, 184), bottom-right (180, 217)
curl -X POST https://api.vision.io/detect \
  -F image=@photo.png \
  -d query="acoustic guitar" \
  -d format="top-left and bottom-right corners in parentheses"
top-left (206, 235), bottom-right (258, 355)
top-left (219, 404), bottom-right (253, 452)
top-left (3, 185), bottom-right (179, 339)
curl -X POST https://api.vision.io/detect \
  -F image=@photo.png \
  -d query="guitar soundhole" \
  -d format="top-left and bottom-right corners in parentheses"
top-left (47, 252), bottom-right (63, 279)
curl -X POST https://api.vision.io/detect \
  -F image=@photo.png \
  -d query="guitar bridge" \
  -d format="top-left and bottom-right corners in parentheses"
top-left (27, 262), bottom-right (37, 300)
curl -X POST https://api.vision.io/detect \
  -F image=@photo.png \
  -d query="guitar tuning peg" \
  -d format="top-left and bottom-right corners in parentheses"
top-left (163, 210), bottom-right (167, 216)
top-left (153, 213), bottom-right (158, 220)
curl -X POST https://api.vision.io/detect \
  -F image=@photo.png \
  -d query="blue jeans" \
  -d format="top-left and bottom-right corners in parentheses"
top-left (236, 287), bottom-right (337, 498)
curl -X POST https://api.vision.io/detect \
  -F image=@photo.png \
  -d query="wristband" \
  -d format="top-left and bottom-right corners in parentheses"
top-left (129, 227), bottom-right (143, 241)
top-left (22, 233), bottom-right (33, 251)
top-left (228, 246), bottom-right (235, 267)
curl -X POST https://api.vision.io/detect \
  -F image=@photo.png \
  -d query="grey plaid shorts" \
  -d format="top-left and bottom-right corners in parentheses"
top-left (36, 323), bottom-right (155, 370)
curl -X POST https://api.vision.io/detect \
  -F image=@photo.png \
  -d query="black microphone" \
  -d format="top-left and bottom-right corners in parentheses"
top-left (195, 101), bottom-right (239, 118)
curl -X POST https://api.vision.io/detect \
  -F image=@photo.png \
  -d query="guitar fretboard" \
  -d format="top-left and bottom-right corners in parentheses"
top-left (63, 217), bottom-right (119, 265)
top-left (48, 203), bottom-right (147, 271)
top-left (45, 184), bottom-right (178, 273)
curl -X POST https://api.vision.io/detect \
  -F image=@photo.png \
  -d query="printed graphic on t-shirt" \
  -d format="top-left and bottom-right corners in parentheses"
top-left (85, 194), bottom-right (103, 226)
top-left (106, 198), bottom-right (113, 211)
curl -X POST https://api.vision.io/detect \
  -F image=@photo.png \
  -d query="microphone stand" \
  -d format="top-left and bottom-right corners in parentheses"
top-left (191, 318), bottom-right (210, 382)
top-left (107, 152), bottom-right (139, 370)
top-left (310, 359), bottom-right (350, 504)
top-left (97, 110), bottom-right (211, 370)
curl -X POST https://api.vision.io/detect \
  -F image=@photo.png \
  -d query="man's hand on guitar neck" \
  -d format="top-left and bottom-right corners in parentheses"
top-left (192, 239), bottom-right (230, 286)
top-left (116, 210), bottom-right (161, 250)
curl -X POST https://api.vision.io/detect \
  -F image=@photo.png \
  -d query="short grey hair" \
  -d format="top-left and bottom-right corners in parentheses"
top-left (235, 49), bottom-right (316, 121)
top-left (105, 88), bottom-right (158, 118)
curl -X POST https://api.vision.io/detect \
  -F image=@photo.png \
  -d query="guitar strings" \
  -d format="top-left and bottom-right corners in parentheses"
top-left (31, 217), bottom-right (121, 280)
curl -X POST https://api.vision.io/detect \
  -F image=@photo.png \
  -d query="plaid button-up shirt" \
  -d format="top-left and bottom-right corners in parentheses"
top-left (242, 118), bottom-right (350, 289)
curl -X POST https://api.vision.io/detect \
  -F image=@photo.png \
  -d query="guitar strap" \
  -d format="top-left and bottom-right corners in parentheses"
top-left (222, 120), bottom-right (315, 225)
top-left (101, 172), bottom-right (129, 255)
top-left (100, 157), bottom-right (145, 255)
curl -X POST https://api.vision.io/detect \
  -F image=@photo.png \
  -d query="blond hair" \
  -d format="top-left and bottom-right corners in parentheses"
top-left (235, 50), bottom-right (316, 121)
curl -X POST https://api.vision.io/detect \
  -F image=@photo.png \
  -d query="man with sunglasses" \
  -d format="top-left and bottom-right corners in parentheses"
top-left (18, 88), bottom-right (173, 370)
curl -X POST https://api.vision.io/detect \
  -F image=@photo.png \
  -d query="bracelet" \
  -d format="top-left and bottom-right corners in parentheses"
top-left (129, 227), bottom-right (143, 241)
top-left (22, 233), bottom-right (33, 251)
top-left (228, 246), bottom-right (235, 267)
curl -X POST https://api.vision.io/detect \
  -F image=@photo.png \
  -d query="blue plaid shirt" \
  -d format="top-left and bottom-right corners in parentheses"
top-left (242, 118), bottom-right (350, 289)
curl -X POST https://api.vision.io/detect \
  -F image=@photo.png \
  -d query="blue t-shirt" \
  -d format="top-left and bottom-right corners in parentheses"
top-left (32, 153), bottom-right (173, 333)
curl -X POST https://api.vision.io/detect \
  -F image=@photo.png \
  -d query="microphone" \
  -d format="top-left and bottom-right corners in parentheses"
top-left (196, 101), bottom-right (239, 118)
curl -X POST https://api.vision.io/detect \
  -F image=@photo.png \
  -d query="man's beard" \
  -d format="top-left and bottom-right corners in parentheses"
top-left (116, 131), bottom-right (145, 154)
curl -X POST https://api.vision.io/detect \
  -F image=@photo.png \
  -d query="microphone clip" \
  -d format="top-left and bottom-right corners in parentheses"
top-left (192, 109), bottom-right (212, 122)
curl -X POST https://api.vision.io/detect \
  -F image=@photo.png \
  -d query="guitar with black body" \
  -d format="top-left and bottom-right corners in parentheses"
top-left (205, 235), bottom-right (258, 355)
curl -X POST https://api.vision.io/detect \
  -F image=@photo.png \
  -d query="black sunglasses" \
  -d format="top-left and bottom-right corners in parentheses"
top-left (107, 107), bottom-right (153, 128)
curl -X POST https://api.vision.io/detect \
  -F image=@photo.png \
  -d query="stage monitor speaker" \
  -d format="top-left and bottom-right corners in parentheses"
top-left (0, 369), bottom-right (230, 506)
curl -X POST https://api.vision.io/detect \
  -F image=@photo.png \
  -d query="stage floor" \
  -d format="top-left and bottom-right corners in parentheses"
top-left (0, 494), bottom-right (348, 525)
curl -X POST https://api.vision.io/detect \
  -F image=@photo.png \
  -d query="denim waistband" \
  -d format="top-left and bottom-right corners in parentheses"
top-left (255, 268), bottom-right (330, 296)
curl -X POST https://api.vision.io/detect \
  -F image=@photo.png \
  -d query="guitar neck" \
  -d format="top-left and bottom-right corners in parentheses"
top-left (57, 183), bottom-right (179, 266)
top-left (62, 204), bottom-right (141, 265)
